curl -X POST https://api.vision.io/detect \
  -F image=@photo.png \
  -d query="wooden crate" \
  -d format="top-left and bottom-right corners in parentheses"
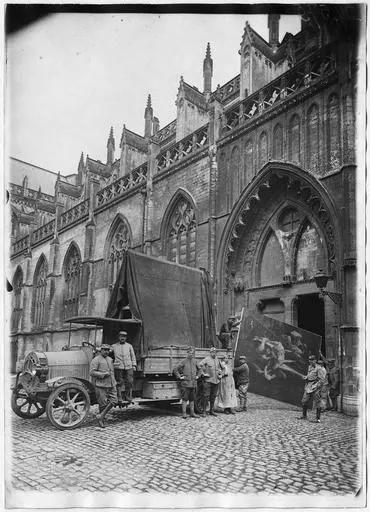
top-left (142, 380), bottom-right (181, 400)
top-left (139, 347), bottom-right (230, 375)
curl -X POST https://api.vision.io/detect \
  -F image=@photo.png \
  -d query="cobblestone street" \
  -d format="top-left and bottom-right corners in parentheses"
top-left (8, 392), bottom-right (362, 506)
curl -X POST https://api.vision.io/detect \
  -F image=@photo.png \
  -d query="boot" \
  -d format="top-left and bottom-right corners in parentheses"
top-left (182, 401), bottom-right (188, 419)
top-left (209, 399), bottom-right (217, 416)
top-left (189, 402), bottom-right (199, 418)
top-left (97, 403), bottom-right (114, 428)
top-left (201, 398), bottom-right (208, 417)
top-left (299, 405), bottom-right (308, 420)
top-left (117, 386), bottom-right (124, 406)
top-left (230, 408), bottom-right (236, 415)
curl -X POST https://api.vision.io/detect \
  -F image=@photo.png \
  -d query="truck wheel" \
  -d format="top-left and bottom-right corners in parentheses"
top-left (11, 384), bottom-right (46, 419)
top-left (46, 383), bottom-right (90, 430)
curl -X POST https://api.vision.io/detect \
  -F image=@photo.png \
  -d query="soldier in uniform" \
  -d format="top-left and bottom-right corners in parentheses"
top-left (299, 354), bottom-right (325, 423)
top-left (90, 344), bottom-right (117, 428)
top-left (111, 330), bottom-right (137, 404)
top-left (173, 346), bottom-right (201, 419)
top-left (199, 347), bottom-right (223, 417)
top-left (233, 355), bottom-right (250, 411)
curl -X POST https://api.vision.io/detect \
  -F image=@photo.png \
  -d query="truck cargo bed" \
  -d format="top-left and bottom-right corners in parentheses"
top-left (138, 346), bottom-right (229, 375)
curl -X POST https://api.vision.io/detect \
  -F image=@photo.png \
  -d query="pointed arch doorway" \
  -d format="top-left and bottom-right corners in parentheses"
top-left (218, 163), bottom-right (341, 360)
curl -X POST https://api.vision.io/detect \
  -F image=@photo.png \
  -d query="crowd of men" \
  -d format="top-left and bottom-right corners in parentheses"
top-left (89, 326), bottom-right (340, 428)
top-left (89, 330), bottom-right (250, 428)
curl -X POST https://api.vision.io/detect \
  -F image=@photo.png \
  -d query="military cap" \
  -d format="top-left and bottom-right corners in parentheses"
top-left (100, 344), bottom-right (111, 350)
top-left (119, 330), bottom-right (128, 336)
top-left (239, 355), bottom-right (247, 360)
top-left (187, 346), bottom-right (195, 353)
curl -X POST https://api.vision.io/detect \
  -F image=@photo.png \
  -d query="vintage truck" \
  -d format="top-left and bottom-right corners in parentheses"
top-left (11, 250), bottom-right (229, 430)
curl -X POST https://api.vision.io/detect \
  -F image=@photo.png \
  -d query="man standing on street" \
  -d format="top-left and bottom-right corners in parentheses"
top-left (112, 330), bottom-right (137, 404)
top-left (300, 354), bottom-right (325, 423)
top-left (90, 344), bottom-right (117, 428)
top-left (173, 346), bottom-right (201, 419)
top-left (233, 355), bottom-right (249, 412)
top-left (199, 347), bottom-right (223, 417)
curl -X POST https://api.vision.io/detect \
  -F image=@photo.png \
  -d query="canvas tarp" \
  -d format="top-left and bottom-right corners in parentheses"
top-left (106, 250), bottom-right (216, 353)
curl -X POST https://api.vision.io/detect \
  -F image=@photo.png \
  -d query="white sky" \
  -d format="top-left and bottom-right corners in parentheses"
top-left (6, 13), bottom-right (301, 176)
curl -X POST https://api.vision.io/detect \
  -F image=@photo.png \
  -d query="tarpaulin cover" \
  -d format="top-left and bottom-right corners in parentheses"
top-left (235, 312), bottom-right (322, 405)
top-left (106, 250), bottom-right (216, 353)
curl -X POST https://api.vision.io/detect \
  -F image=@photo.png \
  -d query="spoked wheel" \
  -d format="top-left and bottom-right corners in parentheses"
top-left (11, 384), bottom-right (46, 419)
top-left (46, 383), bottom-right (90, 430)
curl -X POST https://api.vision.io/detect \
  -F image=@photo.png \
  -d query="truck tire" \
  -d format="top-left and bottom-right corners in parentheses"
top-left (46, 382), bottom-right (90, 430)
top-left (11, 384), bottom-right (46, 419)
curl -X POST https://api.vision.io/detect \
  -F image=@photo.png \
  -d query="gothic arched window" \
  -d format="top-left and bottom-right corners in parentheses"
top-left (107, 220), bottom-right (131, 289)
top-left (288, 114), bottom-right (300, 164)
top-left (244, 139), bottom-right (254, 185)
top-left (259, 231), bottom-right (285, 287)
top-left (258, 131), bottom-right (268, 168)
top-left (328, 94), bottom-right (340, 170)
top-left (230, 146), bottom-right (240, 205)
top-left (166, 197), bottom-right (196, 267)
top-left (33, 256), bottom-right (48, 328)
top-left (12, 267), bottom-right (23, 332)
top-left (272, 124), bottom-right (283, 160)
top-left (63, 245), bottom-right (81, 320)
top-left (295, 222), bottom-right (326, 281)
top-left (307, 104), bottom-right (320, 172)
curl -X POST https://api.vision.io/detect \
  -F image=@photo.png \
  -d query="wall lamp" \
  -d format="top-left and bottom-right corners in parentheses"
top-left (314, 270), bottom-right (342, 306)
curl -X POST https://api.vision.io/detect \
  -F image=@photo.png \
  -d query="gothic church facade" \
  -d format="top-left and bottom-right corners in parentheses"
top-left (9, 7), bottom-right (361, 414)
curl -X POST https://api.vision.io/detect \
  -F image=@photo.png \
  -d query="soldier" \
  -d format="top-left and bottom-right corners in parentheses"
top-left (199, 347), bottom-right (223, 417)
top-left (111, 330), bottom-right (137, 404)
top-left (218, 315), bottom-right (241, 350)
top-left (90, 344), bottom-right (117, 428)
top-left (299, 354), bottom-right (325, 423)
top-left (233, 355), bottom-right (250, 412)
top-left (173, 346), bottom-right (201, 419)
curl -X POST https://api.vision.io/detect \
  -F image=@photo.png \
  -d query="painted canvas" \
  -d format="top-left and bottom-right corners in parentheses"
top-left (235, 312), bottom-right (322, 405)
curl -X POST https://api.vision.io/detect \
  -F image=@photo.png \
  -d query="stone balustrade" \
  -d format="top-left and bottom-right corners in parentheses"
top-left (59, 199), bottom-right (89, 230)
top-left (32, 219), bottom-right (55, 245)
top-left (11, 235), bottom-right (29, 256)
top-left (212, 75), bottom-right (240, 105)
top-left (222, 44), bottom-right (336, 134)
top-left (96, 162), bottom-right (148, 208)
top-left (151, 119), bottom-right (177, 144)
top-left (156, 124), bottom-right (209, 173)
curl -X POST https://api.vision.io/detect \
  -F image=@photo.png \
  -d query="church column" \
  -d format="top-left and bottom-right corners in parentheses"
top-left (46, 202), bottom-right (63, 340)
top-left (80, 175), bottom-right (100, 316)
top-left (207, 97), bottom-right (223, 280)
top-left (144, 139), bottom-right (159, 255)
top-left (21, 223), bottom-right (35, 334)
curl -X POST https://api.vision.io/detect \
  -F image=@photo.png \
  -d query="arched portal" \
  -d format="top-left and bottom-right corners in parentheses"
top-left (217, 162), bottom-right (342, 358)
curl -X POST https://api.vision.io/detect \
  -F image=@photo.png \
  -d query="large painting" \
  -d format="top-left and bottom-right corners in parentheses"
top-left (234, 312), bottom-right (322, 405)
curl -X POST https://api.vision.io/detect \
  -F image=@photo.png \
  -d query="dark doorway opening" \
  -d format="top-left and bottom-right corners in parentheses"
top-left (297, 293), bottom-right (325, 355)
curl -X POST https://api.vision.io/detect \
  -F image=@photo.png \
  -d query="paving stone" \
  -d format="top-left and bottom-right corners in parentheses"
top-left (9, 393), bottom-right (360, 496)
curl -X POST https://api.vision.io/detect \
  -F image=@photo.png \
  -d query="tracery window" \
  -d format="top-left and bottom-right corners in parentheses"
top-left (307, 104), bottom-right (319, 171)
top-left (259, 231), bottom-right (284, 286)
top-left (258, 131), bottom-right (268, 168)
top-left (166, 197), bottom-right (196, 267)
top-left (245, 139), bottom-right (254, 185)
top-left (295, 223), bottom-right (325, 281)
top-left (288, 114), bottom-right (300, 164)
top-left (63, 245), bottom-right (81, 320)
top-left (33, 257), bottom-right (48, 328)
top-left (328, 94), bottom-right (340, 170)
top-left (108, 221), bottom-right (131, 288)
top-left (12, 267), bottom-right (23, 332)
top-left (272, 124), bottom-right (283, 160)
